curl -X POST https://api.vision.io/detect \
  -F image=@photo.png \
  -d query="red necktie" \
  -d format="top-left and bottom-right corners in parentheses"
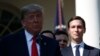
top-left (31, 36), bottom-right (38, 56)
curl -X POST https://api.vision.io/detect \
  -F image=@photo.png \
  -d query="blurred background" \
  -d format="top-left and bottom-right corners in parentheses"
top-left (0, 0), bottom-right (75, 36)
top-left (0, 0), bottom-right (99, 48)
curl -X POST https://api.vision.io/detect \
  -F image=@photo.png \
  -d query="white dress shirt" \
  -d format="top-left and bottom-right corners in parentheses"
top-left (71, 42), bottom-right (84, 56)
top-left (25, 30), bottom-right (40, 56)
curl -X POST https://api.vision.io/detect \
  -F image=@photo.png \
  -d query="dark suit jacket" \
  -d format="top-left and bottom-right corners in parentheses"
top-left (61, 44), bottom-right (100, 56)
top-left (0, 29), bottom-right (62, 56)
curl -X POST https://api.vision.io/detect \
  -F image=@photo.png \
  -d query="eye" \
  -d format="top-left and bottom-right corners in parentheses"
top-left (36, 14), bottom-right (42, 17)
top-left (63, 40), bottom-right (67, 42)
top-left (57, 40), bottom-right (62, 42)
top-left (71, 26), bottom-right (75, 28)
top-left (28, 15), bottom-right (35, 18)
top-left (77, 25), bottom-right (83, 29)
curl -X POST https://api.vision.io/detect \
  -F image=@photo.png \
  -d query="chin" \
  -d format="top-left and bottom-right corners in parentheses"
top-left (73, 37), bottom-right (80, 40)
top-left (34, 29), bottom-right (40, 32)
top-left (75, 35), bottom-right (80, 38)
top-left (31, 28), bottom-right (39, 31)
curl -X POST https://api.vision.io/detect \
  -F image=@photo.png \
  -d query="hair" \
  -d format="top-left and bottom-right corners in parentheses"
top-left (67, 16), bottom-right (86, 30)
top-left (20, 4), bottom-right (44, 20)
top-left (55, 31), bottom-right (68, 37)
top-left (55, 31), bottom-right (69, 43)
top-left (41, 30), bottom-right (55, 39)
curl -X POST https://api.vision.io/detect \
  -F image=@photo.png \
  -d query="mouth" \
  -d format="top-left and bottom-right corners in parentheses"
top-left (74, 32), bottom-right (80, 35)
top-left (74, 34), bottom-right (79, 36)
top-left (60, 45), bottom-right (66, 48)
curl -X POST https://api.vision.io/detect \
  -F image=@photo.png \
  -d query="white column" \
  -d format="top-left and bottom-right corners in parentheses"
top-left (75, 0), bottom-right (100, 48)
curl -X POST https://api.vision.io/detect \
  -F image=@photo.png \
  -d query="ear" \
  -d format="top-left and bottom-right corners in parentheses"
top-left (67, 28), bottom-right (70, 36)
top-left (83, 28), bottom-right (86, 33)
top-left (66, 27), bottom-right (69, 32)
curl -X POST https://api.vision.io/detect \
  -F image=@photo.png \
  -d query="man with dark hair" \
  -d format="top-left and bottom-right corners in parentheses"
top-left (64, 16), bottom-right (100, 56)
top-left (0, 4), bottom-right (62, 56)
top-left (55, 31), bottom-right (69, 49)
top-left (55, 31), bottom-right (69, 56)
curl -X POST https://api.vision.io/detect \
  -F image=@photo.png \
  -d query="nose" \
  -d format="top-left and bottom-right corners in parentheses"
top-left (59, 40), bottom-right (66, 48)
top-left (75, 27), bottom-right (78, 31)
top-left (34, 16), bottom-right (38, 21)
top-left (60, 40), bottom-right (64, 44)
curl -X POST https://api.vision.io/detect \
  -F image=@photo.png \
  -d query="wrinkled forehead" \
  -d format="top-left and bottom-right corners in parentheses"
top-left (24, 11), bottom-right (43, 15)
top-left (25, 9), bottom-right (43, 13)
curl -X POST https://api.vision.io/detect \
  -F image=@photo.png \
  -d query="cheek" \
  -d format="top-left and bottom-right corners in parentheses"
top-left (79, 29), bottom-right (84, 33)
top-left (68, 31), bottom-right (74, 38)
top-left (68, 29), bottom-right (73, 34)
top-left (59, 41), bottom-right (63, 44)
top-left (25, 22), bottom-right (32, 26)
top-left (23, 22), bottom-right (33, 28)
top-left (39, 20), bottom-right (43, 24)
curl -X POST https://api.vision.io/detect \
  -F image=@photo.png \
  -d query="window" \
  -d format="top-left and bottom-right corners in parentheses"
top-left (0, 2), bottom-right (22, 37)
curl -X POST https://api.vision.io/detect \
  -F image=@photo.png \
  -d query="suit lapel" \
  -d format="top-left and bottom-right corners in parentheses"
top-left (40, 36), bottom-right (47, 56)
top-left (67, 45), bottom-right (74, 56)
top-left (17, 29), bottom-right (29, 56)
top-left (83, 44), bottom-right (90, 56)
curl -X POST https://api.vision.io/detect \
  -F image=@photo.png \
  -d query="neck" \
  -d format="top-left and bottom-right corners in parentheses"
top-left (71, 39), bottom-right (82, 44)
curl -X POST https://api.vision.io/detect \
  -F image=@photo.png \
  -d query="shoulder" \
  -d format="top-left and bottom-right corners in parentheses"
top-left (84, 44), bottom-right (99, 50)
top-left (1, 29), bottom-right (25, 42)
top-left (84, 44), bottom-right (100, 53)
top-left (41, 35), bottom-right (59, 45)
top-left (60, 46), bottom-right (68, 52)
top-left (61, 45), bottom-right (72, 53)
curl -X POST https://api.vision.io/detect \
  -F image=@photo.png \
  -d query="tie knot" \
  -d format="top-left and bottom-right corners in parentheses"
top-left (32, 36), bottom-right (37, 41)
top-left (75, 45), bottom-right (80, 56)
top-left (76, 45), bottom-right (80, 49)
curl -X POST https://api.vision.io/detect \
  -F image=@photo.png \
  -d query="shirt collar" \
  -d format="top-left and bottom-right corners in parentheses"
top-left (25, 30), bottom-right (33, 42)
top-left (71, 42), bottom-right (84, 48)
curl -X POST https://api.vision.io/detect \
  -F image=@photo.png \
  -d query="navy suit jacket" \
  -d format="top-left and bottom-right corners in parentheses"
top-left (61, 44), bottom-right (100, 56)
top-left (0, 29), bottom-right (62, 56)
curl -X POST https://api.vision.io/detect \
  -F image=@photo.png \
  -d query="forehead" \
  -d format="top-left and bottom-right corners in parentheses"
top-left (56, 34), bottom-right (67, 39)
top-left (25, 11), bottom-right (42, 15)
top-left (69, 20), bottom-right (83, 26)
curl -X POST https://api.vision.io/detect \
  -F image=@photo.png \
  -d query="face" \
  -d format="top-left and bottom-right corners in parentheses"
top-left (21, 12), bottom-right (43, 35)
top-left (68, 20), bottom-right (85, 43)
top-left (55, 34), bottom-right (68, 48)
